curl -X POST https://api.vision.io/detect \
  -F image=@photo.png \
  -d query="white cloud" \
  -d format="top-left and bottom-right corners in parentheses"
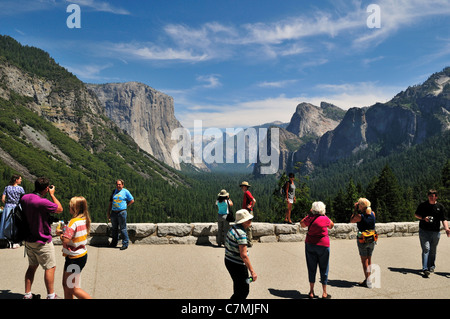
top-left (353, 0), bottom-right (450, 47)
top-left (196, 74), bottom-right (222, 89)
top-left (88, 0), bottom-right (450, 65)
top-left (68, 0), bottom-right (130, 15)
top-left (0, 0), bottom-right (131, 16)
top-left (64, 63), bottom-right (115, 81)
top-left (257, 80), bottom-right (298, 88)
top-left (110, 42), bottom-right (209, 62)
top-left (175, 81), bottom-right (401, 130)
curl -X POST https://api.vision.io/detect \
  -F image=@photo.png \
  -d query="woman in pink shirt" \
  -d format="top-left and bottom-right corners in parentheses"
top-left (300, 201), bottom-right (334, 299)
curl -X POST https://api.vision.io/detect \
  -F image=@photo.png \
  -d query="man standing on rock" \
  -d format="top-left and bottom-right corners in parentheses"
top-left (107, 179), bottom-right (134, 251)
top-left (415, 189), bottom-right (450, 277)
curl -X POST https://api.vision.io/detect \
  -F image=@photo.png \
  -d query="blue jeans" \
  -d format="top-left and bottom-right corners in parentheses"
top-left (110, 210), bottom-right (129, 247)
top-left (0, 205), bottom-right (14, 240)
top-left (305, 243), bottom-right (330, 285)
top-left (419, 228), bottom-right (440, 271)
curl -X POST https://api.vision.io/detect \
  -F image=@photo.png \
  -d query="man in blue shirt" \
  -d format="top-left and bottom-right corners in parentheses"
top-left (107, 179), bottom-right (134, 250)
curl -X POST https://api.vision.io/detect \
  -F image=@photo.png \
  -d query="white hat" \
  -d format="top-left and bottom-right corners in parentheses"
top-left (235, 209), bottom-right (254, 224)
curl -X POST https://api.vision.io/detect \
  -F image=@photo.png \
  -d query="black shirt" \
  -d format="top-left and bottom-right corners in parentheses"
top-left (415, 201), bottom-right (447, 232)
top-left (357, 212), bottom-right (376, 231)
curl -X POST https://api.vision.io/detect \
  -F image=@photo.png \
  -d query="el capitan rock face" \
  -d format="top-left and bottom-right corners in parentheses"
top-left (87, 82), bottom-right (185, 170)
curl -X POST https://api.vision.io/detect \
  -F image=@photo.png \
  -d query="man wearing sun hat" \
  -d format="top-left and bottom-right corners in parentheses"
top-left (224, 209), bottom-right (257, 299)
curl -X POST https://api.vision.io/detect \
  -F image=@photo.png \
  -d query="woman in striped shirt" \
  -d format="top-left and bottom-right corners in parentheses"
top-left (58, 196), bottom-right (91, 299)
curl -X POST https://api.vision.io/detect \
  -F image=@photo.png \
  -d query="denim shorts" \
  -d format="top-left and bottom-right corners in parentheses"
top-left (357, 240), bottom-right (375, 257)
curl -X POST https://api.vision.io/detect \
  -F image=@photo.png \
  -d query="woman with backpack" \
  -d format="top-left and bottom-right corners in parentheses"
top-left (350, 198), bottom-right (377, 287)
top-left (0, 174), bottom-right (25, 248)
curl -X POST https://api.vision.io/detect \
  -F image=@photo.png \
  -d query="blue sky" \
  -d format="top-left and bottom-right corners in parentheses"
top-left (1, 0), bottom-right (449, 130)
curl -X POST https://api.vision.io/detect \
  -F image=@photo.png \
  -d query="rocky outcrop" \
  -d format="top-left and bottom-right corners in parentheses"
top-left (254, 102), bottom-right (344, 174)
top-left (0, 61), bottom-right (107, 149)
top-left (87, 82), bottom-right (183, 170)
top-left (88, 82), bottom-right (210, 171)
top-left (286, 102), bottom-right (342, 139)
top-left (282, 67), bottom-right (450, 173)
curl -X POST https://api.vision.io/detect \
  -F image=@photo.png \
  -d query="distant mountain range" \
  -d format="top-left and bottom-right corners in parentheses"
top-left (1, 33), bottom-right (449, 188)
top-left (254, 66), bottom-right (450, 175)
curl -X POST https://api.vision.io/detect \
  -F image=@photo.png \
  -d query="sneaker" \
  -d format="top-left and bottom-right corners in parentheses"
top-left (46, 294), bottom-right (61, 299)
top-left (23, 293), bottom-right (41, 299)
top-left (358, 280), bottom-right (368, 287)
top-left (120, 245), bottom-right (128, 250)
top-left (423, 270), bottom-right (430, 278)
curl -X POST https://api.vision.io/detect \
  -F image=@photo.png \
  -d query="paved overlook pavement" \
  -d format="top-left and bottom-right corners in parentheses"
top-left (2, 236), bottom-right (450, 301)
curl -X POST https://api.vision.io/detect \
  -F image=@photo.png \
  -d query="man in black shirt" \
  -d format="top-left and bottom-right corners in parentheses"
top-left (415, 189), bottom-right (450, 277)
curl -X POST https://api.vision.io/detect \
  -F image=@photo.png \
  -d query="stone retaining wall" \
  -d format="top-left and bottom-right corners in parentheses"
top-left (51, 221), bottom-right (425, 246)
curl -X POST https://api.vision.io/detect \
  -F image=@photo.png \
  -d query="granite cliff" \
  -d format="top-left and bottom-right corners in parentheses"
top-left (253, 101), bottom-right (345, 175)
top-left (0, 58), bottom-right (107, 151)
top-left (290, 67), bottom-right (450, 173)
top-left (87, 82), bottom-right (186, 170)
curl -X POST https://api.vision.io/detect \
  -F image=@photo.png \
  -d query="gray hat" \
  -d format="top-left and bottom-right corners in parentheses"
top-left (235, 209), bottom-right (253, 224)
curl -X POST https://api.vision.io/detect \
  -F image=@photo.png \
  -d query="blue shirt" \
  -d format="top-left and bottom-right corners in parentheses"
top-left (216, 200), bottom-right (229, 215)
top-left (110, 188), bottom-right (134, 211)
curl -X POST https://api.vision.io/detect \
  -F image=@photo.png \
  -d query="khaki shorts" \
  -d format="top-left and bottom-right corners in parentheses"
top-left (25, 241), bottom-right (56, 270)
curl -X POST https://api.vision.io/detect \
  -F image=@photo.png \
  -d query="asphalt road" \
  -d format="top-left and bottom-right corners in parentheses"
top-left (2, 235), bottom-right (450, 301)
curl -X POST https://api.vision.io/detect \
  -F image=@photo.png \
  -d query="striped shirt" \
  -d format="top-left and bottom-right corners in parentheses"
top-left (62, 217), bottom-right (88, 259)
top-left (225, 225), bottom-right (248, 265)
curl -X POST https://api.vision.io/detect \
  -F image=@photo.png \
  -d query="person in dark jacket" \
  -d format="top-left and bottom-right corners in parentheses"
top-left (415, 189), bottom-right (450, 277)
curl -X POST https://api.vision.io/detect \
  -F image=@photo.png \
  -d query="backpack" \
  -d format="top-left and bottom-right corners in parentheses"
top-left (5, 203), bottom-right (29, 244)
top-left (357, 229), bottom-right (378, 244)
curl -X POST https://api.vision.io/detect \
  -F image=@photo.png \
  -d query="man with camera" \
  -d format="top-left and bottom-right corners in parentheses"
top-left (415, 189), bottom-right (450, 278)
top-left (21, 177), bottom-right (64, 299)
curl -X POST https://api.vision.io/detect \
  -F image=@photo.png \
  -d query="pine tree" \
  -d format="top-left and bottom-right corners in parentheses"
top-left (439, 160), bottom-right (450, 210)
top-left (291, 175), bottom-right (312, 221)
top-left (367, 165), bottom-right (404, 222)
top-left (332, 188), bottom-right (348, 222)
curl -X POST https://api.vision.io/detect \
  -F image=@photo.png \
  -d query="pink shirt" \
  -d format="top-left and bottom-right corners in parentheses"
top-left (304, 215), bottom-right (331, 247)
top-left (21, 193), bottom-right (58, 244)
